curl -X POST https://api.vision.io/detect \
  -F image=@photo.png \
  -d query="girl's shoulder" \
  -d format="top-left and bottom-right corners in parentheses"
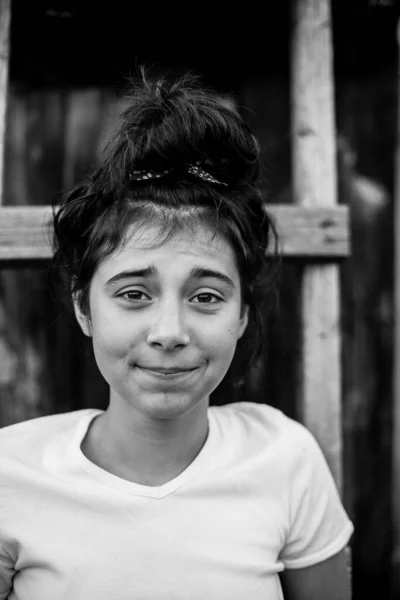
top-left (209, 401), bottom-right (326, 468)
top-left (210, 401), bottom-right (313, 440)
top-left (0, 409), bottom-right (101, 462)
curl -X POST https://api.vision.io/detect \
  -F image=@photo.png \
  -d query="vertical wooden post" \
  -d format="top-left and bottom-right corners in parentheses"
top-left (291, 0), bottom-right (343, 489)
top-left (392, 15), bottom-right (400, 586)
top-left (0, 0), bottom-right (12, 414)
top-left (0, 0), bottom-right (10, 202)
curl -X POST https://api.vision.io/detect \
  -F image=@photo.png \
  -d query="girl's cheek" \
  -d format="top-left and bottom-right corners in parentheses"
top-left (94, 322), bottom-right (136, 349)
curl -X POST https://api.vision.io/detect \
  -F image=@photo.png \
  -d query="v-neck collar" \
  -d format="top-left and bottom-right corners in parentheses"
top-left (71, 409), bottom-right (217, 499)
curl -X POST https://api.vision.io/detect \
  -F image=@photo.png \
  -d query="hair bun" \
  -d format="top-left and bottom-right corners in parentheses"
top-left (101, 69), bottom-right (260, 192)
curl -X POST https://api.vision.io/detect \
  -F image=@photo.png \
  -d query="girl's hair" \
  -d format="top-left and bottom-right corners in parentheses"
top-left (51, 69), bottom-right (281, 392)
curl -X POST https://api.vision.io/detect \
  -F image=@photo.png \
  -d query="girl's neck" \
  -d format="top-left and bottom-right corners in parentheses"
top-left (81, 397), bottom-right (210, 487)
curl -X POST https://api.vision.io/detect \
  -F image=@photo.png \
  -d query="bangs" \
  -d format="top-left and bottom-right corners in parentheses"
top-left (81, 181), bottom-right (252, 277)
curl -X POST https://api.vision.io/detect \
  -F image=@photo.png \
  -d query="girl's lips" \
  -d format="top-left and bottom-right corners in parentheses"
top-left (137, 365), bottom-right (198, 373)
top-left (136, 366), bottom-right (198, 379)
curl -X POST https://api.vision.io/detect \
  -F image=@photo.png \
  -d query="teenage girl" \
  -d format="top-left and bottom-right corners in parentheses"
top-left (0, 72), bottom-right (353, 600)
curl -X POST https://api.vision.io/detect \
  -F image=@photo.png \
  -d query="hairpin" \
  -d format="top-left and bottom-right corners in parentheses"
top-left (129, 168), bottom-right (172, 181)
top-left (128, 162), bottom-right (228, 187)
top-left (186, 162), bottom-right (228, 186)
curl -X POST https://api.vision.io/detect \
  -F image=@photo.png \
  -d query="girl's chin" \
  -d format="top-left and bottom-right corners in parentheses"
top-left (137, 394), bottom-right (208, 420)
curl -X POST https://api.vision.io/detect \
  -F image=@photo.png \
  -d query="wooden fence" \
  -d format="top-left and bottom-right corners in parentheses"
top-left (0, 0), bottom-right (352, 582)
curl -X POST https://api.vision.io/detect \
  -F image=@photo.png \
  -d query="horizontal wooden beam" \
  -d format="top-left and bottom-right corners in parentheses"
top-left (270, 204), bottom-right (349, 258)
top-left (0, 205), bottom-right (350, 263)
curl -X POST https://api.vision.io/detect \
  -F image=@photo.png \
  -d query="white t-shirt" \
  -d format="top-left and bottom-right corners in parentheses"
top-left (0, 402), bottom-right (353, 600)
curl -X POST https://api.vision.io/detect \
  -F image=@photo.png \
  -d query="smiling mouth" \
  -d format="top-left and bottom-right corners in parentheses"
top-left (136, 366), bottom-right (198, 376)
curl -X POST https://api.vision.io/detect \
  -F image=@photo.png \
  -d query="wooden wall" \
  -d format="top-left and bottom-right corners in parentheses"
top-left (0, 74), bottom-right (395, 598)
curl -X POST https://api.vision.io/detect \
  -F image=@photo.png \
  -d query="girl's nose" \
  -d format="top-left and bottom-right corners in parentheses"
top-left (146, 303), bottom-right (190, 349)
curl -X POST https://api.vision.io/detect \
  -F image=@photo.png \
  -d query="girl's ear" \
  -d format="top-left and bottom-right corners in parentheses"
top-left (72, 293), bottom-right (92, 337)
top-left (237, 305), bottom-right (249, 340)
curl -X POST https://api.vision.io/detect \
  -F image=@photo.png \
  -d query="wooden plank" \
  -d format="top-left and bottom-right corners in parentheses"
top-left (392, 15), bottom-right (400, 588)
top-left (0, 89), bottom-right (68, 428)
top-left (62, 88), bottom-right (111, 412)
top-left (291, 0), bottom-right (344, 489)
top-left (0, 204), bottom-right (350, 263)
top-left (271, 205), bottom-right (349, 258)
top-left (0, 0), bottom-right (10, 198)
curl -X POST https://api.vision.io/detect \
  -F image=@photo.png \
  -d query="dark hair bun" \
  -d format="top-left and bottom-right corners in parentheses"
top-left (101, 69), bottom-right (260, 192)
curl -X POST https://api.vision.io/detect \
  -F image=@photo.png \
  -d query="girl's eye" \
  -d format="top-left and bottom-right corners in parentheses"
top-left (118, 291), bottom-right (222, 304)
top-left (121, 291), bottom-right (151, 301)
top-left (192, 293), bottom-right (222, 304)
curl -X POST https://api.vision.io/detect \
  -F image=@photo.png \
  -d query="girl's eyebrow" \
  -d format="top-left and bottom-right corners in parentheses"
top-left (104, 266), bottom-right (236, 289)
top-left (190, 267), bottom-right (236, 289)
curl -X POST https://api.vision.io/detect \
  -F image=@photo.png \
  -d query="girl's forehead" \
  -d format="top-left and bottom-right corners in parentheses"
top-left (97, 222), bottom-right (237, 275)
top-left (124, 222), bottom-right (227, 252)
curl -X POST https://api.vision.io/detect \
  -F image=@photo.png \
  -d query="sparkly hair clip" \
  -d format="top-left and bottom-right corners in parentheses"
top-left (128, 161), bottom-right (228, 187)
top-left (186, 162), bottom-right (228, 186)
top-left (129, 168), bottom-right (172, 181)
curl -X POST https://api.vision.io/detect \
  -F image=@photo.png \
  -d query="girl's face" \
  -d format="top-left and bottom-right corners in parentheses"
top-left (74, 222), bottom-right (248, 420)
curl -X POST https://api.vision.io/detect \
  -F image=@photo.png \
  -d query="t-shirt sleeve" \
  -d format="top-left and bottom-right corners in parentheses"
top-left (279, 424), bottom-right (354, 569)
top-left (0, 544), bottom-right (15, 599)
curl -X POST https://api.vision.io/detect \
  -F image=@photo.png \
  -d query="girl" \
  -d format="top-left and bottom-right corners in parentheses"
top-left (0, 72), bottom-right (353, 599)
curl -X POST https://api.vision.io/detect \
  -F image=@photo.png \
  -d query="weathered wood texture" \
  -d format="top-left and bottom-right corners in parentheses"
top-left (338, 144), bottom-right (392, 596)
top-left (0, 204), bottom-right (350, 262)
top-left (291, 0), bottom-right (343, 489)
top-left (236, 70), bottom-right (396, 600)
top-left (0, 0), bottom-right (10, 194)
top-left (392, 16), bottom-right (400, 593)
top-left (0, 0), bottom-right (13, 426)
top-left (0, 90), bottom-right (67, 425)
top-left (0, 88), bottom-right (115, 425)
